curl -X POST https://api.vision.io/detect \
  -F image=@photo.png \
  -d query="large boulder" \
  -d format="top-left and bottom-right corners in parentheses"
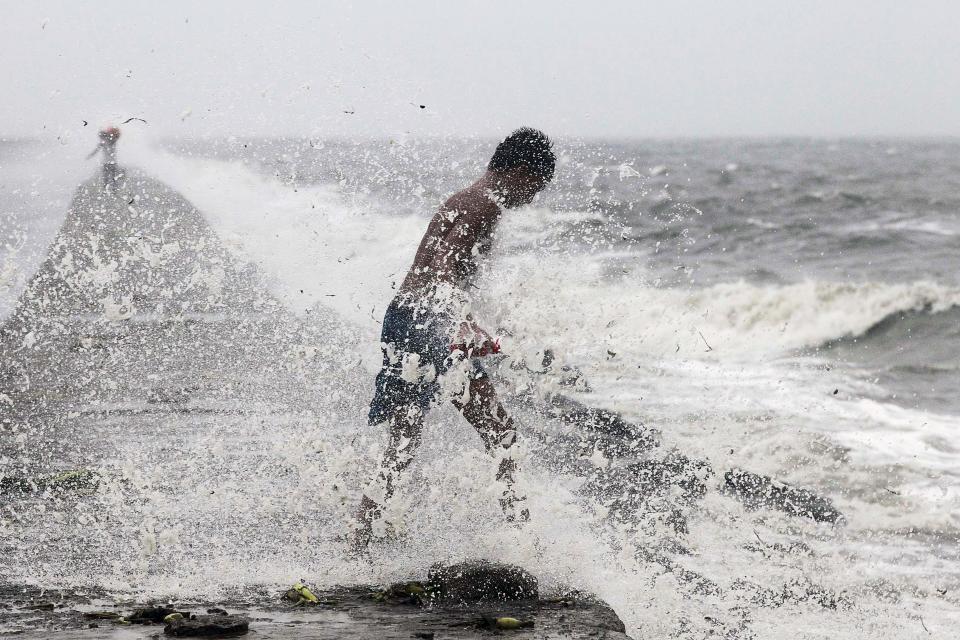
top-left (723, 469), bottom-right (844, 524)
top-left (427, 561), bottom-right (539, 605)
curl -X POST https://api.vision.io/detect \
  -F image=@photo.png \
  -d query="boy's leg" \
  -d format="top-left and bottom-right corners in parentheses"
top-left (453, 375), bottom-right (529, 522)
top-left (354, 405), bottom-right (424, 550)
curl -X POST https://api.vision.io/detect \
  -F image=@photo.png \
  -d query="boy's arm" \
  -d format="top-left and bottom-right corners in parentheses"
top-left (428, 209), bottom-right (488, 285)
top-left (431, 207), bottom-right (500, 353)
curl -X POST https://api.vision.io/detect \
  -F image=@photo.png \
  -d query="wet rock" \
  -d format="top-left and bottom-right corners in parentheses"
top-left (164, 613), bottom-right (249, 637)
top-left (546, 393), bottom-right (660, 458)
top-left (82, 611), bottom-right (121, 620)
top-left (0, 469), bottom-right (101, 495)
top-left (538, 592), bottom-right (629, 637)
top-left (636, 547), bottom-right (721, 597)
top-left (514, 382), bottom-right (843, 533)
top-left (283, 582), bottom-right (320, 606)
top-left (731, 575), bottom-right (853, 610)
top-left (372, 581), bottom-right (429, 606)
top-left (584, 451), bottom-right (712, 534)
top-left (283, 583), bottom-right (341, 607)
top-left (723, 468), bottom-right (844, 524)
top-left (147, 385), bottom-right (198, 404)
top-left (427, 561), bottom-right (538, 605)
top-left (129, 606), bottom-right (189, 624)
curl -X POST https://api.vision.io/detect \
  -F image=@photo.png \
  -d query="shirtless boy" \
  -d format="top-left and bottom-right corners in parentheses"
top-left (354, 128), bottom-right (556, 549)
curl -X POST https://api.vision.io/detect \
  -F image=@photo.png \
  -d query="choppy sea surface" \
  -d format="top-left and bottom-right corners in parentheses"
top-left (1, 136), bottom-right (958, 638)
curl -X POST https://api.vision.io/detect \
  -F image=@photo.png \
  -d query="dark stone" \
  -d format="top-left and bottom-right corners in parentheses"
top-left (206, 608), bottom-right (228, 615)
top-left (427, 561), bottom-right (538, 605)
top-left (82, 611), bottom-right (121, 620)
top-left (731, 575), bottom-right (853, 610)
top-left (129, 606), bottom-right (188, 624)
top-left (373, 582), bottom-right (428, 606)
top-left (546, 394), bottom-right (660, 458)
top-left (517, 383), bottom-right (844, 531)
top-left (540, 592), bottom-right (628, 635)
top-left (584, 451), bottom-right (712, 533)
top-left (723, 468), bottom-right (844, 524)
top-left (635, 547), bottom-right (720, 597)
top-left (0, 469), bottom-right (102, 495)
top-left (164, 614), bottom-right (249, 637)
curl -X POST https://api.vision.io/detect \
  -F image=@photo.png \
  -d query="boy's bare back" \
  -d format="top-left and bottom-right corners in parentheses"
top-left (399, 185), bottom-right (502, 296)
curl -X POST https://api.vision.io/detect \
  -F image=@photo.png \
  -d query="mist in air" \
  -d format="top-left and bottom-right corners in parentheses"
top-left (2, 2), bottom-right (959, 639)
top-left (3, 1), bottom-right (960, 139)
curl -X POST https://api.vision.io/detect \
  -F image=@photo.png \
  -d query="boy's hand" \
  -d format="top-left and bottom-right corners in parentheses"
top-left (451, 321), bottom-right (501, 356)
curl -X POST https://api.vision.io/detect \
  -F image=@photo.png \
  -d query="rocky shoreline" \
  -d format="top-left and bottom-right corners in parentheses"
top-left (1, 562), bottom-right (632, 639)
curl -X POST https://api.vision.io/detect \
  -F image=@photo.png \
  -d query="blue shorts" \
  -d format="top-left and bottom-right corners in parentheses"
top-left (367, 297), bottom-right (486, 425)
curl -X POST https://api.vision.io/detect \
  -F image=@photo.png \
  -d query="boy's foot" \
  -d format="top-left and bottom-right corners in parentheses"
top-left (345, 526), bottom-right (372, 558)
top-left (500, 488), bottom-right (530, 524)
top-left (347, 494), bottom-right (381, 556)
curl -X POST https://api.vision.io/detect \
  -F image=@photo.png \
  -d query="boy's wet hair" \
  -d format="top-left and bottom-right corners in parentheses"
top-left (488, 127), bottom-right (555, 181)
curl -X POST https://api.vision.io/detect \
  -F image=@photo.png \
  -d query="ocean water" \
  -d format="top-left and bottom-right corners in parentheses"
top-left (1, 135), bottom-right (958, 637)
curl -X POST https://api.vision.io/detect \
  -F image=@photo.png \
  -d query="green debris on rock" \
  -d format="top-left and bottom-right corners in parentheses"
top-left (371, 582), bottom-right (433, 606)
top-left (489, 616), bottom-right (534, 630)
top-left (284, 582), bottom-right (325, 607)
top-left (127, 606), bottom-right (191, 624)
top-left (0, 469), bottom-right (102, 495)
top-left (496, 616), bottom-right (521, 629)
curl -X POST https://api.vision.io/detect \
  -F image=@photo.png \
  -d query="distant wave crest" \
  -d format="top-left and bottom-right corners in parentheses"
top-left (485, 265), bottom-right (960, 361)
top-left (682, 279), bottom-right (960, 352)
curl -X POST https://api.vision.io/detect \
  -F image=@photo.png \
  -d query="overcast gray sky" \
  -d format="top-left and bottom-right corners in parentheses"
top-left (3, 1), bottom-right (960, 140)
